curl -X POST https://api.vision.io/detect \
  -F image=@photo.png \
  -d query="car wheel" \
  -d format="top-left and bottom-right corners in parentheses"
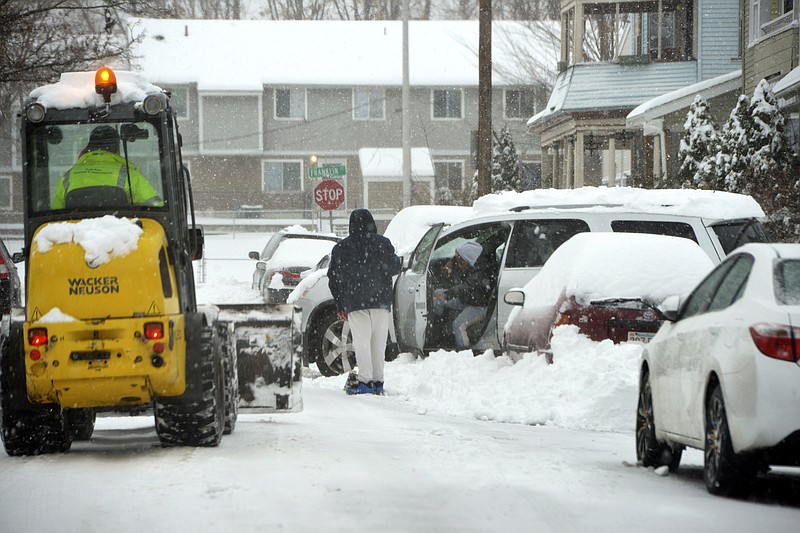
top-left (704, 384), bottom-right (756, 496)
top-left (310, 308), bottom-right (356, 377)
top-left (636, 371), bottom-right (682, 471)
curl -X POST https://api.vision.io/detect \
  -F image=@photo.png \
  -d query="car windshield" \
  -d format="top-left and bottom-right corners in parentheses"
top-left (775, 259), bottom-right (800, 305)
top-left (26, 121), bottom-right (166, 214)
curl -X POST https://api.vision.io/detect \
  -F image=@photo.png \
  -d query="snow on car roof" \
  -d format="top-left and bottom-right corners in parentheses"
top-left (472, 186), bottom-right (765, 221)
top-left (519, 232), bottom-right (714, 308)
top-left (267, 237), bottom-right (337, 269)
top-left (383, 205), bottom-right (474, 255)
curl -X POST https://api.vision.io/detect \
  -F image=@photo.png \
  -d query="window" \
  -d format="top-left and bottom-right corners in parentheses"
top-left (433, 89), bottom-right (462, 119)
top-left (263, 161), bottom-right (302, 192)
top-left (711, 220), bottom-right (769, 254)
top-left (506, 219), bottom-right (590, 268)
top-left (201, 95), bottom-right (262, 151)
top-left (0, 176), bottom-right (10, 209)
top-left (505, 89), bottom-right (536, 120)
top-left (775, 259), bottom-right (800, 304)
top-left (679, 258), bottom-right (736, 319)
top-left (166, 87), bottom-right (189, 119)
top-left (275, 88), bottom-right (306, 119)
top-left (611, 220), bottom-right (698, 242)
top-left (705, 254), bottom-right (753, 313)
top-left (353, 89), bottom-right (385, 120)
top-left (519, 162), bottom-right (541, 190)
top-left (434, 161), bottom-right (463, 191)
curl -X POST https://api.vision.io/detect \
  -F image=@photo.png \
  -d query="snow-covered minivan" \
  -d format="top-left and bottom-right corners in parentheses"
top-left (291, 188), bottom-right (769, 375)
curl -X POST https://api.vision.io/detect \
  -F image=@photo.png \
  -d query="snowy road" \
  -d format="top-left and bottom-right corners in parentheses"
top-left (2, 385), bottom-right (799, 533)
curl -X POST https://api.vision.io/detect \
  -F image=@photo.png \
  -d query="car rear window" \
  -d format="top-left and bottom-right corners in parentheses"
top-left (775, 259), bottom-right (800, 305)
top-left (711, 219), bottom-right (769, 254)
top-left (610, 220), bottom-right (698, 243)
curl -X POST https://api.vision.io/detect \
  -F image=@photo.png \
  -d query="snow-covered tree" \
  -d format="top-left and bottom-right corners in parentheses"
top-left (747, 80), bottom-right (794, 183)
top-left (711, 94), bottom-right (754, 193)
top-left (491, 127), bottom-right (523, 192)
top-left (669, 95), bottom-right (718, 189)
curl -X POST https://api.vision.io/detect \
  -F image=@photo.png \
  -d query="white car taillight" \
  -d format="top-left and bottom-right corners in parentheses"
top-left (749, 323), bottom-right (800, 362)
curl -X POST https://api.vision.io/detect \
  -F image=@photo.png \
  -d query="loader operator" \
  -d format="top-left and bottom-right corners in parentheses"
top-left (52, 125), bottom-right (163, 209)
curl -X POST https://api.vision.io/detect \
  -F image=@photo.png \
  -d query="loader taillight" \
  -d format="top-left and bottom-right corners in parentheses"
top-left (28, 328), bottom-right (48, 347)
top-left (144, 322), bottom-right (164, 340)
top-left (750, 323), bottom-right (800, 362)
top-left (30, 350), bottom-right (41, 361)
top-left (95, 66), bottom-right (118, 102)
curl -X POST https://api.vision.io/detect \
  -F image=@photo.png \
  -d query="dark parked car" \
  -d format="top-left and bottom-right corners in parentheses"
top-left (503, 232), bottom-right (714, 361)
top-left (0, 237), bottom-right (22, 316)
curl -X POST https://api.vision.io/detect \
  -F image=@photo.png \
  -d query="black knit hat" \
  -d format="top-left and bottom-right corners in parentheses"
top-left (85, 125), bottom-right (119, 153)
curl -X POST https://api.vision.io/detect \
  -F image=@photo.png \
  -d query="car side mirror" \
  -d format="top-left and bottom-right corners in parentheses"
top-left (658, 295), bottom-right (680, 322)
top-left (11, 251), bottom-right (24, 263)
top-left (504, 289), bottom-right (525, 306)
top-left (249, 251), bottom-right (260, 260)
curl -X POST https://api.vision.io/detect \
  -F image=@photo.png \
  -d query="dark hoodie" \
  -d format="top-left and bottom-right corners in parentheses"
top-left (328, 209), bottom-right (402, 313)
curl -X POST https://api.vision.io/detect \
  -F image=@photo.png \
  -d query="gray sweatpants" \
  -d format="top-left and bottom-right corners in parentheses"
top-left (348, 308), bottom-right (390, 383)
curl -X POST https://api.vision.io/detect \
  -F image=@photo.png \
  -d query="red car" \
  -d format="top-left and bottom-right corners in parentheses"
top-left (503, 232), bottom-right (714, 362)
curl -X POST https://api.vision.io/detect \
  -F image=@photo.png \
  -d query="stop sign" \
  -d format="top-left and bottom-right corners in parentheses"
top-left (313, 179), bottom-right (345, 210)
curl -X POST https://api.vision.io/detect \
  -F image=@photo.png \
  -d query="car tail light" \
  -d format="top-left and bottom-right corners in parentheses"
top-left (0, 254), bottom-right (8, 280)
top-left (749, 323), bottom-right (800, 362)
top-left (554, 312), bottom-right (572, 327)
top-left (28, 328), bottom-right (48, 347)
top-left (144, 322), bottom-right (164, 340)
top-left (280, 271), bottom-right (301, 280)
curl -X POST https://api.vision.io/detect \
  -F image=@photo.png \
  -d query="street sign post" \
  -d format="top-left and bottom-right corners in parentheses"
top-left (314, 179), bottom-right (345, 210)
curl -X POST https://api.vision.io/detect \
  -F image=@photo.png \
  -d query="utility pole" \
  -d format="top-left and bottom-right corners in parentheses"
top-left (401, 0), bottom-right (412, 208)
top-left (477, 0), bottom-right (492, 197)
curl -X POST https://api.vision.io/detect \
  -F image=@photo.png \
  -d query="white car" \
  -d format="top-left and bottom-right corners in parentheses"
top-left (249, 228), bottom-right (340, 304)
top-left (637, 243), bottom-right (800, 496)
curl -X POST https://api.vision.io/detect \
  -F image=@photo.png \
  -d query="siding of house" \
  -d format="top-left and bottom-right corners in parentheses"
top-left (699, 0), bottom-right (742, 80)
top-left (744, 26), bottom-right (799, 94)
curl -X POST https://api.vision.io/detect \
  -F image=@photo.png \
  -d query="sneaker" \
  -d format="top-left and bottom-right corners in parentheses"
top-left (372, 381), bottom-right (384, 395)
top-left (345, 381), bottom-right (375, 395)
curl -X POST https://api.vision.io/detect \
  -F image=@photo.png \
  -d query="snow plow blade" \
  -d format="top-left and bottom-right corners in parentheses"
top-left (217, 305), bottom-right (302, 412)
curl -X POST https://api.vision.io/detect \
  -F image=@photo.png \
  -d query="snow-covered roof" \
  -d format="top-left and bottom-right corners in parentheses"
top-left (358, 147), bottom-right (435, 178)
top-left (128, 18), bottom-right (557, 91)
top-left (626, 70), bottom-right (741, 126)
top-left (773, 65), bottom-right (800, 96)
top-left (528, 62), bottom-right (700, 130)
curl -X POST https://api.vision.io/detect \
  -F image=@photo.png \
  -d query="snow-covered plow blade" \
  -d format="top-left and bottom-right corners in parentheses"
top-left (218, 305), bottom-right (302, 412)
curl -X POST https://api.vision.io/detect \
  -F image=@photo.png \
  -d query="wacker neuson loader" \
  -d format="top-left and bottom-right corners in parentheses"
top-left (0, 67), bottom-right (247, 455)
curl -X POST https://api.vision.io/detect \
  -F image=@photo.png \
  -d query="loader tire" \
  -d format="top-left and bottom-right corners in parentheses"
top-left (217, 322), bottom-right (239, 435)
top-left (154, 326), bottom-right (225, 447)
top-left (64, 408), bottom-right (96, 441)
top-left (1, 333), bottom-right (72, 456)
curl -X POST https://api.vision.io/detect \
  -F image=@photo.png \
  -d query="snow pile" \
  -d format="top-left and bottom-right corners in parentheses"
top-left (36, 307), bottom-right (78, 323)
top-left (472, 186), bottom-right (765, 220)
top-left (309, 325), bottom-right (641, 433)
top-left (29, 71), bottom-right (163, 110)
top-left (34, 215), bottom-right (143, 268)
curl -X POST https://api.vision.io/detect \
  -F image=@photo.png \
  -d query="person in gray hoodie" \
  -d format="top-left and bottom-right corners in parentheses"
top-left (328, 209), bottom-right (402, 395)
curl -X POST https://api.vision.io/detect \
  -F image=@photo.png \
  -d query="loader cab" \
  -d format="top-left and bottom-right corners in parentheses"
top-left (19, 67), bottom-right (201, 312)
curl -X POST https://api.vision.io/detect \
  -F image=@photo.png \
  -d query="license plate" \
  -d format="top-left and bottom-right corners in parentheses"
top-left (627, 331), bottom-right (655, 344)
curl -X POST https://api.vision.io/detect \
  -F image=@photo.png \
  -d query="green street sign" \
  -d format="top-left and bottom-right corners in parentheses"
top-left (309, 164), bottom-right (347, 179)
